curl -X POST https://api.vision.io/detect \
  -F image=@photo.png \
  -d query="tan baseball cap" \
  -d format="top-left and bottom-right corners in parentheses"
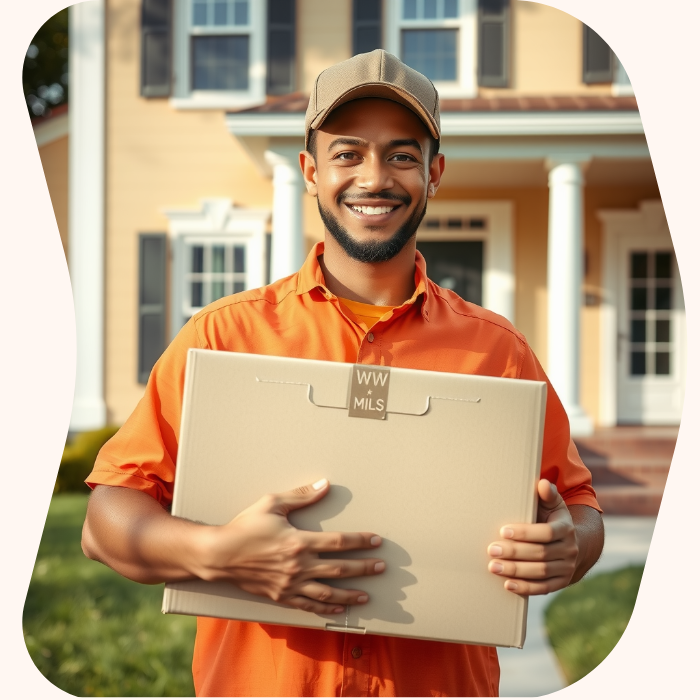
top-left (305, 49), bottom-right (440, 149)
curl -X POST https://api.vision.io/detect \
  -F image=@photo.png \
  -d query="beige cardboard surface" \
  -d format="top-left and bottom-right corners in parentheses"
top-left (163, 351), bottom-right (546, 648)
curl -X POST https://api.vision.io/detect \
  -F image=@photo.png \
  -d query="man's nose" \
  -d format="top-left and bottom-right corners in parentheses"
top-left (355, 154), bottom-right (394, 192)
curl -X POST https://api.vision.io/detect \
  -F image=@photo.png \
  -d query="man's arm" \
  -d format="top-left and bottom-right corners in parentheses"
top-left (486, 479), bottom-right (604, 595)
top-left (82, 479), bottom-right (385, 614)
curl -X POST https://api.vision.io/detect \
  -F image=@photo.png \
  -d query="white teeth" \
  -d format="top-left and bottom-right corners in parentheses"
top-left (351, 205), bottom-right (395, 215)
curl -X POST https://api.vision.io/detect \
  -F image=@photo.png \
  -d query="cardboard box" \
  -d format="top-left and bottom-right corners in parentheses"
top-left (163, 350), bottom-right (546, 648)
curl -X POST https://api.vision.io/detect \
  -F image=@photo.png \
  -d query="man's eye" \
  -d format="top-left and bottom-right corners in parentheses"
top-left (336, 152), bottom-right (359, 161)
top-left (390, 154), bottom-right (416, 162)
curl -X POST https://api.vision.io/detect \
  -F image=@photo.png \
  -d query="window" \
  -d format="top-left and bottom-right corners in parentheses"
top-left (582, 23), bottom-right (633, 94)
top-left (385, 0), bottom-right (478, 98)
top-left (353, 0), bottom-right (383, 55)
top-left (267, 0), bottom-right (296, 95)
top-left (477, 0), bottom-right (509, 88)
top-left (172, 0), bottom-right (267, 108)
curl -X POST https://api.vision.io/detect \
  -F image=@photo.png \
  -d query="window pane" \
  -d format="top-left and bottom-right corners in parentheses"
top-left (233, 281), bottom-right (246, 293)
top-left (655, 286), bottom-right (672, 310)
top-left (212, 245), bottom-right (225, 273)
top-left (630, 351), bottom-right (646, 376)
top-left (193, 0), bottom-right (208, 26)
top-left (655, 319), bottom-right (671, 343)
top-left (424, 0), bottom-right (438, 19)
top-left (630, 252), bottom-right (647, 279)
top-left (630, 319), bottom-right (646, 343)
top-left (355, 0), bottom-right (382, 21)
top-left (212, 280), bottom-right (225, 302)
top-left (655, 252), bottom-right (672, 279)
top-left (191, 281), bottom-right (203, 307)
top-left (444, 0), bottom-right (458, 18)
top-left (234, 0), bottom-right (248, 25)
top-left (631, 287), bottom-right (647, 310)
top-left (403, 0), bottom-right (417, 19)
top-left (402, 29), bottom-right (458, 81)
top-left (192, 35), bottom-right (250, 90)
top-left (214, 1), bottom-right (228, 25)
top-left (655, 352), bottom-right (670, 375)
top-left (191, 246), bottom-right (204, 273)
top-left (234, 245), bottom-right (246, 273)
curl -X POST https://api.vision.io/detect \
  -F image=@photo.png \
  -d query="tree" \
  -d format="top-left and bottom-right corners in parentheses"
top-left (23, 8), bottom-right (69, 121)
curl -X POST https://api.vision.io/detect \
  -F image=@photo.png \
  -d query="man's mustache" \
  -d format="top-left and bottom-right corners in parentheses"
top-left (337, 192), bottom-right (412, 206)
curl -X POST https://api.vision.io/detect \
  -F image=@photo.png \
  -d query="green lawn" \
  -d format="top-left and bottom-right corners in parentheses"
top-left (22, 493), bottom-right (197, 697)
top-left (544, 564), bottom-right (644, 684)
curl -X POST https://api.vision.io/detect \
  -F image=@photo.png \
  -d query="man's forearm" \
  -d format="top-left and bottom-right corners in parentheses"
top-left (82, 485), bottom-right (210, 584)
top-left (568, 504), bottom-right (604, 585)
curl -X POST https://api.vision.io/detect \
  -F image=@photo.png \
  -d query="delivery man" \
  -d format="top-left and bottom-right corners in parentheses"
top-left (82, 50), bottom-right (603, 697)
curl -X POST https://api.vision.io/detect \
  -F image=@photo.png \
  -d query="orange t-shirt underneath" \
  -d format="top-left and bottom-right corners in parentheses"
top-left (338, 296), bottom-right (395, 330)
top-left (87, 242), bottom-right (600, 697)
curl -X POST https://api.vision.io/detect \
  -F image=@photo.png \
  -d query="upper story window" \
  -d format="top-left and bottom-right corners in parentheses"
top-left (385, 0), bottom-right (478, 98)
top-left (582, 23), bottom-right (633, 96)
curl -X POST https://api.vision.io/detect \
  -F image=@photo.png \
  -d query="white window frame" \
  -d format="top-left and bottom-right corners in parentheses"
top-left (171, 0), bottom-right (267, 110)
top-left (164, 199), bottom-right (270, 338)
top-left (418, 200), bottom-right (514, 321)
top-left (384, 0), bottom-right (478, 99)
top-left (612, 56), bottom-right (634, 96)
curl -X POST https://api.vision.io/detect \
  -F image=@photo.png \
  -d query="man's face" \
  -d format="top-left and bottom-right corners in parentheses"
top-left (301, 98), bottom-right (444, 263)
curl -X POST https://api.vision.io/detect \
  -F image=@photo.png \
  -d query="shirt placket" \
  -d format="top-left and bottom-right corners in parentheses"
top-left (341, 633), bottom-right (373, 697)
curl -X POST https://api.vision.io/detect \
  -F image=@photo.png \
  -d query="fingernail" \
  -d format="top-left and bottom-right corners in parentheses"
top-left (370, 536), bottom-right (381, 546)
top-left (333, 606), bottom-right (344, 613)
top-left (374, 562), bottom-right (386, 573)
top-left (357, 595), bottom-right (368, 604)
top-left (490, 562), bottom-right (504, 574)
top-left (501, 527), bottom-right (514, 539)
top-left (488, 545), bottom-right (503, 557)
top-left (506, 581), bottom-right (518, 592)
top-left (312, 479), bottom-right (328, 490)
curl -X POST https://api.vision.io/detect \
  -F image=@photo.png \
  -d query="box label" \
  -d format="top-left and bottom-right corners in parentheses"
top-left (348, 365), bottom-right (390, 420)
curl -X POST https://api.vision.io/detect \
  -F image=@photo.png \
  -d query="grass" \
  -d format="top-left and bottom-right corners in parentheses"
top-left (544, 564), bottom-right (644, 685)
top-left (22, 494), bottom-right (197, 697)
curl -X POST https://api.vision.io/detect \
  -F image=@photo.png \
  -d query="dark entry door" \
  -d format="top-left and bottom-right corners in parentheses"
top-left (416, 241), bottom-right (483, 306)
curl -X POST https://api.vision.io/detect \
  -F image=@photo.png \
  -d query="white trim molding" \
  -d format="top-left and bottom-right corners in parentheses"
top-left (163, 198), bottom-right (270, 338)
top-left (68, 0), bottom-right (106, 431)
top-left (418, 200), bottom-right (514, 322)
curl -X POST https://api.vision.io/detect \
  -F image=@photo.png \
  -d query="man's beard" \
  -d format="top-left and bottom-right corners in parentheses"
top-left (317, 193), bottom-right (428, 264)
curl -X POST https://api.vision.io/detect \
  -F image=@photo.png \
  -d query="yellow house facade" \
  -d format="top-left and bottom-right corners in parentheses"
top-left (37, 0), bottom-right (680, 436)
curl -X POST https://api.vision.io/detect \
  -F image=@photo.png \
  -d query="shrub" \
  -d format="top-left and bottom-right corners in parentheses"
top-left (54, 426), bottom-right (120, 493)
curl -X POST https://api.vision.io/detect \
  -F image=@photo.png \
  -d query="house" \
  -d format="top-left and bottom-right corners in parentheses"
top-left (35, 0), bottom-right (681, 439)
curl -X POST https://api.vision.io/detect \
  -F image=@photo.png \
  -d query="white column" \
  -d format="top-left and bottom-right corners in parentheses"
top-left (265, 147), bottom-right (305, 281)
top-left (68, 1), bottom-right (106, 431)
top-left (546, 156), bottom-right (593, 436)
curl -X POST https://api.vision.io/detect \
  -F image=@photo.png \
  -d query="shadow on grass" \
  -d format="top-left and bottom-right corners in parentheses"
top-left (23, 494), bottom-right (197, 697)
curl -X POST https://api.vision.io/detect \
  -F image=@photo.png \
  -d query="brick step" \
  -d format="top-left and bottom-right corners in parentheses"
top-left (594, 486), bottom-right (664, 517)
top-left (587, 463), bottom-right (669, 489)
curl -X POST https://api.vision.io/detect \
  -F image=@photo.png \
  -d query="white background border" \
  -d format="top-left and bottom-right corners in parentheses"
top-left (1, 0), bottom-right (696, 696)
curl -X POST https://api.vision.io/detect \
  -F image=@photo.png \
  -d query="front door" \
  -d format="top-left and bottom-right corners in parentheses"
top-left (416, 240), bottom-right (484, 305)
top-left (617, 240), bottom-right (685, 424)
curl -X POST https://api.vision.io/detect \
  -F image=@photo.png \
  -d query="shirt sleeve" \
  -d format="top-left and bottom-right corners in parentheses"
top-left (519, 341), bottom-right (602, 513)
top-left (85, 318), bottom-right (205, 507)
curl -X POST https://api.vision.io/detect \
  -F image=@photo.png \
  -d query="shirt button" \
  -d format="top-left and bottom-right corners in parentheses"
top-left (351, 646), bottom-right (363, 659)
top-left (367, 332), bottom-right (375, 343)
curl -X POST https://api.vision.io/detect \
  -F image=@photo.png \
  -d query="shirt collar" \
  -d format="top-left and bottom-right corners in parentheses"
top-left (296, 241), bottom-right (432, 321)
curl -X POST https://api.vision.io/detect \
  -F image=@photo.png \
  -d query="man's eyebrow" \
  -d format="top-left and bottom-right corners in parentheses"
top-left (327, 137), bottom-right (368, 152)
top-left (388, 138), bottom-right (424, 153)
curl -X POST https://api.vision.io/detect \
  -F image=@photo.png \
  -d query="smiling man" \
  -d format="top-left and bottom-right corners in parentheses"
top-left (82, 51), bottom-right (603, 697)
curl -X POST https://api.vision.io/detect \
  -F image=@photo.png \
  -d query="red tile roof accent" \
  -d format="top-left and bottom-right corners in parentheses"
top-left (232, 93), bottom-right (638, 115)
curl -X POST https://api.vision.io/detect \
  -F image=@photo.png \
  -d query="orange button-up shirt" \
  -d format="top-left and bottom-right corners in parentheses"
top-left (88, 242), bottom-right (600, 697)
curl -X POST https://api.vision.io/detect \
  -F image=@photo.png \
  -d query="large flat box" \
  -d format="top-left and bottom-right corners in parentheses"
top-left (163, 350), bottom-right (546, 648)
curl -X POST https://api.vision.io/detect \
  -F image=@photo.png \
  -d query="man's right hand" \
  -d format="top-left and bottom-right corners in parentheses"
top-left (82, 480), bottom-right (384, 616)
top-left (195, 478), bottom-right (385, 614)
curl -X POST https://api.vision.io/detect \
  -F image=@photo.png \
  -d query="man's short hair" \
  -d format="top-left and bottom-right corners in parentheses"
top-left (307, 127), bottom-right (440, 163)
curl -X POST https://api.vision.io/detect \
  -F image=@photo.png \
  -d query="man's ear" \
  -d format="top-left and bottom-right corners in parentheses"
top-left (299, 151), bottom-right (318, 197)
top-left (427, 153), bottom-right (446, 199)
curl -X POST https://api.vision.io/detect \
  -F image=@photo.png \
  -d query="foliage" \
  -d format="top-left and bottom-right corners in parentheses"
top-left (23, 494), bottom-right (197, 697)
top-left (544, 564), bottom-right (644, 685)
top-left (23, 8), bottom-right (69, 121)
top-left (55, 426), bottom-right (121, 493)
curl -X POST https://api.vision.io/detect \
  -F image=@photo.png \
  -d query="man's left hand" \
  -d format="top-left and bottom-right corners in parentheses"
top-left (487, 479), bottom-right (580, 596)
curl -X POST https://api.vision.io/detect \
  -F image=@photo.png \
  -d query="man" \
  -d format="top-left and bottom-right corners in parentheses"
top-left (83, 50), bottom-right (603, 696)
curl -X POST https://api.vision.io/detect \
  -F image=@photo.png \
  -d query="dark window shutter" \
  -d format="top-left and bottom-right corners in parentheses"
top-left (353, 0), bottom-right (382, 56)
top-left (267, 0), bottom-right (296, 95)
top-left (141, 0), bottom-right (172, 97)
top-left (582, 24), bottom-right (613, 83)
top-left (477, 0), bottom-right (510, 88)
top-left (138, 234), bottom-right (167, 384)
